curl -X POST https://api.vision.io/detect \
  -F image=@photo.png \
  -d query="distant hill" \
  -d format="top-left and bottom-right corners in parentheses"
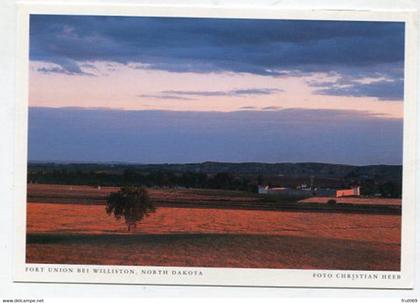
top-left (135, 162), bottom-right (402, 182)
top-left (28, 161), bottom-right (402, 182)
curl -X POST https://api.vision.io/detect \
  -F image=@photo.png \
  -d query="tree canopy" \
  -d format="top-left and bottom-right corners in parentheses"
top-left (105, 186), bottom-right (156, 231)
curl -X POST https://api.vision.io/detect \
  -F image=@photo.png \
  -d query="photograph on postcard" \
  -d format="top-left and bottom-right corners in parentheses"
top-left (16, 7), bottom-right (417, 287)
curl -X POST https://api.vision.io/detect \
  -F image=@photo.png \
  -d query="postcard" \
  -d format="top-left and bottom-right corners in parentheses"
top-left (13, 2), bottom-right (417, 288)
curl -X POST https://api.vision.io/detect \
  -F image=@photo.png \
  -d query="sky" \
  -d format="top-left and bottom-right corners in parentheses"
top-left (28, 15), bottom-right (405, 165)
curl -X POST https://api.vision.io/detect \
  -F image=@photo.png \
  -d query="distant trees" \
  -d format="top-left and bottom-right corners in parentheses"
top-left (379, 182), bottom-right (401, 198)
top-left (359, 179), bottom-right (376, 196)
top-left (27, 164), bottom-right (402, 198)
top-left (327, 199), bottom-right (337, 205)
top-left (105, 186), bottom-right (156, 232)
top-left (360, 179), bottom-right (402, 198)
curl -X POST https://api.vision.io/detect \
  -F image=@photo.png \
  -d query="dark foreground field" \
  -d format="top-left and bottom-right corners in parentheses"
top-left (26, 184), bottom-right (401, 270)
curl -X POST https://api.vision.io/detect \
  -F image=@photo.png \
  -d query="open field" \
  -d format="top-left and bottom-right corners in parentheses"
top-left (27, 183), bottom-right (262, 204)
top-left (27, 184), bottom-right (401, 214)
top-left (26, 184), bottom-right (401, 270)
top-left (302, 196), bottom-right (401, 206)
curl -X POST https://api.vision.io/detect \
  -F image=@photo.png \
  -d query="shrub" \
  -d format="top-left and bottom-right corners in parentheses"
top-left (327, 199), bottom-right (337, 206)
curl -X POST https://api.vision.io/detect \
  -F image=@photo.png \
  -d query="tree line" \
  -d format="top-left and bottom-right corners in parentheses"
top-left (359, 178), bottom-right (402, 198)
top-left (28, 168), bottom-right (258, 192)
top-left (28, 167), bottom-right (402, 198)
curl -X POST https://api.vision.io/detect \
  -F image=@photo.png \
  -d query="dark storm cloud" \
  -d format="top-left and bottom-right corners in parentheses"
top-left (314, 79), bottom-right (404, 101)
top-left (30, 15), bottom-right (404, 100)
top-left (30, 16), bottom-right (404, 75)
top-left (36, 62), bottom-right (95, 76)
top-left (309, 74), bottom-right (404, 101)
top-left (28, 107), bottom-right (402, 165)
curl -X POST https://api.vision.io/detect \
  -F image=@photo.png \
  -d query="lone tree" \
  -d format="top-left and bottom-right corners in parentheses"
top-left (106, 186), bottom-right (156, 232)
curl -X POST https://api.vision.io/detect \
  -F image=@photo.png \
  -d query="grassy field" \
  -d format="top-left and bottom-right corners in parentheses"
top-left (26, 184), bottom-right (401, 270)
top-left (27, 184), bottom-right (401, 213)
top-left (302, 196), bottom-right (401, 206)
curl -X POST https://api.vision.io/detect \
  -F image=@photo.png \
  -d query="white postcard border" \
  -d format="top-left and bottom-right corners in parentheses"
top-left (13, 3), bottom-right (418, 288)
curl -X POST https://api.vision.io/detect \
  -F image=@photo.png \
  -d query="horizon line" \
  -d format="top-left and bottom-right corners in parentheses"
top-left (27, 160), bottom-right (403, 167)
top-left (27, 105), bottom-right (403, 121)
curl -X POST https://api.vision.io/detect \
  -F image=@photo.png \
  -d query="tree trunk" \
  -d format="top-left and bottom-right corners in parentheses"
top-left (128, 223), bottom-right (136, 232)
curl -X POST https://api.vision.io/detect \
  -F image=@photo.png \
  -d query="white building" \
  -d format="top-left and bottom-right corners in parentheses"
top-left (336, 186), bottom-right (360, 197)
top-left (258, 185), bottom-right (361, 198)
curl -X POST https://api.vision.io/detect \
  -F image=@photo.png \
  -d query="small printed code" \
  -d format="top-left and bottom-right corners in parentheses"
top-left (2, 300), bottom-right (44, 303)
